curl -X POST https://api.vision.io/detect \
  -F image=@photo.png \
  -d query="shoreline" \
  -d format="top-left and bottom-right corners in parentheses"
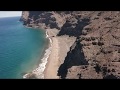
top-left (23, 27), bottom-right (76, 79)
top-left (44, 32), bottom-right (59, 79)
top-left (43, 29), bottom-right (76, 79)
top-left (23, 29), bottom-right (53, 79)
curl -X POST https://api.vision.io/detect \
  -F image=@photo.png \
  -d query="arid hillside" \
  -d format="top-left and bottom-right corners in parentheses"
top-left (21, 11), bottom-right (120, 79)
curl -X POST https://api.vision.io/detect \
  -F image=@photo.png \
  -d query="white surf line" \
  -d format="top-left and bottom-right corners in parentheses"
top-left (23, 30), bottom-right (52, 79)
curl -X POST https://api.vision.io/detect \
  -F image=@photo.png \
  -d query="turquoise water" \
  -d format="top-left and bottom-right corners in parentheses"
top-left (0, 17), bottom-right (47, 79)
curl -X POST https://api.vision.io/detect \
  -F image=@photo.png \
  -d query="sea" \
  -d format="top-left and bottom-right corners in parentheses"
top-left (0, 16), bottom-right (47, 79)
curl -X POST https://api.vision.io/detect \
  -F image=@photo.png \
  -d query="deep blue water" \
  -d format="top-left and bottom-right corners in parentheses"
top-left (0, 17), bottom-right (46, 78)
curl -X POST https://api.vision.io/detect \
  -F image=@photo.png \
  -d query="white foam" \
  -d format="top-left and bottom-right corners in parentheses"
top-left (23, 30), bottom-right (52, 79)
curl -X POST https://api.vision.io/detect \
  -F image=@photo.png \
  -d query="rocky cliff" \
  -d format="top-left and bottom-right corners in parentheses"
top-left (21, 11), bottom-right (120, 79)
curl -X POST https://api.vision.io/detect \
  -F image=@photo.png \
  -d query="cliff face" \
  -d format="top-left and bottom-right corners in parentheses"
top-left (21, 11), bottom-right (120, 79)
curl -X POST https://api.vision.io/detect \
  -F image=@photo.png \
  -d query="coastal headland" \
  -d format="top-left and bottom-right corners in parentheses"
top-left (21, 11), bottom-right (120, 79)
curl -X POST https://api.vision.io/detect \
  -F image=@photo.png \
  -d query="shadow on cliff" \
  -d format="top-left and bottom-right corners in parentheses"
top-left (57, 18), bottom-right (90, 79)
top-left (57, 18), bottom-right (90, 37)
top-left (103, 74), bottom-right (120, 79)
top-left (57, 38), bottom-right (88, 79)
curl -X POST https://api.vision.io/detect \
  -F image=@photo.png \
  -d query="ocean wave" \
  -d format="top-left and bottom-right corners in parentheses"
top-left (23, 30), bottom-right (52, 79)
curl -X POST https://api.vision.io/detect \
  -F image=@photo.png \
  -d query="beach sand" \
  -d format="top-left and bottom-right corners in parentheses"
top-left (44, 29), bottom-right (76, 79)
top-left (44, 37), bottom-right (59, 79)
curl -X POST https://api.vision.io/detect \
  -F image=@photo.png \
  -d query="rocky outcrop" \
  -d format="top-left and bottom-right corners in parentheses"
top-left (21, 11), bottom-right (120, 79)
top-left (20, 11), bottom-right (66, 29)
top-left (63, 11), bottom-right (120, 79)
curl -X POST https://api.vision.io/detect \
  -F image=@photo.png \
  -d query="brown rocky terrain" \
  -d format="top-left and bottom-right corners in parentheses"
top-left (21, 11), bottom-right (120, 79)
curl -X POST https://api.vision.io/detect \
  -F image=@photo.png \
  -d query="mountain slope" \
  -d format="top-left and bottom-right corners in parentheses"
top-left (21, 11), bottom-right (120, 79)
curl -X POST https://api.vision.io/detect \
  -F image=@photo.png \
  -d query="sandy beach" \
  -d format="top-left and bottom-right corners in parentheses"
top-left (44, 37), bottom-right (59, 78)
top-left (44, 29), bottom-right (76, 79)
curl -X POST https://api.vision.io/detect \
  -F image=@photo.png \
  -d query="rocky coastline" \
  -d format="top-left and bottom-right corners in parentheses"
top-left (21, 11), bottom-right (120, 79)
